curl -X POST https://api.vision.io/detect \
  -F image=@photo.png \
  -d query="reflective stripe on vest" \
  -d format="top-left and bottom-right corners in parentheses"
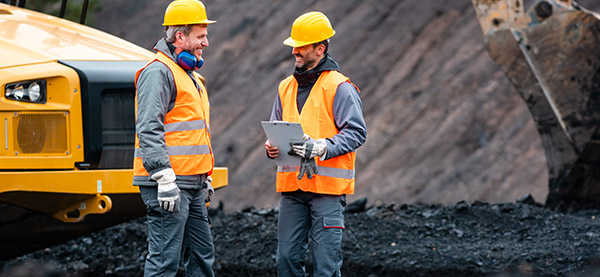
top-left (275, 70), bottom-right (358, 195)
top-left (133, 51), bottom-right (213, 176)
top-left (135, 145), bottom-right (210, 157)
top-left (164, 119), bottom-right (207, 133)
top-left (277, 165), bottom-right (355, 179)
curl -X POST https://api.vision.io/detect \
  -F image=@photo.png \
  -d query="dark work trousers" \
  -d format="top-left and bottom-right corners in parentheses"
top-left (139, 186), bottom-right (215, 277)
top-left (277, 190), bottom-right (346, 277)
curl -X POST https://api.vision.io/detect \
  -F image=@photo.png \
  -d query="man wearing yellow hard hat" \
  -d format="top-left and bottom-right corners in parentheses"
top-left (265, 11), bottom-right (367, 276)
top-left (133, 0), bottom-right (216, 276)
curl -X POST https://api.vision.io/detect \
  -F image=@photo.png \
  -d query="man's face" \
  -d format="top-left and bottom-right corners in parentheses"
top-left (292, 44), bottom-right (319, 71)
top-left (179, 25), bottom-right (209, 61)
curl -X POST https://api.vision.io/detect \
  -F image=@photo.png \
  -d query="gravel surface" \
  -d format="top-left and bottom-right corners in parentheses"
top-left (3, 197), bottom-right (600, 276)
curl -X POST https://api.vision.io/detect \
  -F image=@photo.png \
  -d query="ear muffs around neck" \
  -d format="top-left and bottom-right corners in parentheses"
top-left (177, 51), bottom-right (204, 70)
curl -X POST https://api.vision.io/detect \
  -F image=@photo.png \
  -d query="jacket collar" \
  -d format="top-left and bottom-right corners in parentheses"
top-left (153, 38), bottom-right (196, 73)
top-left (153, 38), bottom-right (177, 61)
top-left (293, 53), bottom-right (341, 88)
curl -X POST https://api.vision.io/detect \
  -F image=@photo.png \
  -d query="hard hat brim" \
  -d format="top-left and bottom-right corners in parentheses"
top-left (283, 30), bottom-right (335, 47)
top-left (163, 19), bottom-right (216, 26)
top-left (283, 37), bottom-right (309, 47)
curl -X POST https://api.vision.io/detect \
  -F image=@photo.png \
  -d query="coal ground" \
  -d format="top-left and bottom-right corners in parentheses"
top-left (2, 197), bottom-right (600, 276)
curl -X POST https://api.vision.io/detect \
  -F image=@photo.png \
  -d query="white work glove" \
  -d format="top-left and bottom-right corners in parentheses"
top-left (203, 176), bottom-right (214, 203)
top-left (291, 134), bottom-right (327, 160)
top-left (151, 168), bottom-right (181, 213)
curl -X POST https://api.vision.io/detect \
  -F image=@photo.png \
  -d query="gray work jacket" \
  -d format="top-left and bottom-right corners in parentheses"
top-left (133, 38), bottom-right (208, 188)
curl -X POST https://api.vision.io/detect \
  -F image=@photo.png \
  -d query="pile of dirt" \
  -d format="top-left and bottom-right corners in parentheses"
top-left (3, 197), bottom-right (600, 276)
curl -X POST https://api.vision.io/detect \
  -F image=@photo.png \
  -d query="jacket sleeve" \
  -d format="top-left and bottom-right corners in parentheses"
top-left (265, 92), bottom-right (283, 159)
top-left (135, 62), bottom-right (176, 176)
top-left (269, 93), bottom-right (283, 121)
top-left (324, 82), bottom-right (367, 159)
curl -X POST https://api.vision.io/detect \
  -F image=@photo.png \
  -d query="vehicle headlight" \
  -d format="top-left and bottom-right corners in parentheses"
top-left (28, 82), bottom-right (42, 102)
top-left (4, 80), bottom-right (47, 103)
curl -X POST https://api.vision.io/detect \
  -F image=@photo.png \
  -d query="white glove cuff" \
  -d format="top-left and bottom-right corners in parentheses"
top-left (316, 139), bottom-right (327, 160)
top-left (151, 168), bottom-right (176, 184)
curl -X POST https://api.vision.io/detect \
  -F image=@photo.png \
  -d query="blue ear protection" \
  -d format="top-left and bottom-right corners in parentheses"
top-left (177, 51), bottom-right (204, 70)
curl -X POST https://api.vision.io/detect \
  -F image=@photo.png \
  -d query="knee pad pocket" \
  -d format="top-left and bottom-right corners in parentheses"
top-left (323, 216), bottom-right (344, 229)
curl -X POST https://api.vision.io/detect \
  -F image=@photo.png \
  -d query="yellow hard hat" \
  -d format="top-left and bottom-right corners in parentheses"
top-left (283, 11), bottom-right (335, 47)
top-left (163, 0), bottom-right (216, 26)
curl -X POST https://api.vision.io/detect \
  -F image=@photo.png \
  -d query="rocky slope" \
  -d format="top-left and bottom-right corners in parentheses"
top-left (90, 0), bottom-right (598, 212)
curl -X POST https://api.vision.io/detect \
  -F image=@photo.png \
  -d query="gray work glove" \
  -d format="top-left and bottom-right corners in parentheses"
top-left (290, 138), bottom-right (320, 179)
top-left (297, 156), bottom-right (318, 179)
top-left (291, 134), bottom-right (327, 160)
top-left (151, 168), bottom-right (181, 213)
top-left (203, 176), bottom-right (214, 203)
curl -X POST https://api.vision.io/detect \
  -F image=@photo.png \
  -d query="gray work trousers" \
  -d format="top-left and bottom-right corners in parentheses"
top-left (277, 190), bottom-right (346, 277)
top-left (139, 186), bottom-right (215, 277)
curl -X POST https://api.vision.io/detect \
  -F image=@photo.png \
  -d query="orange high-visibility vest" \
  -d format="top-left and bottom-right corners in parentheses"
top-left (133, 51), bottom-right (213, 176)
top-left (276, 70), bottom-right (357, 195)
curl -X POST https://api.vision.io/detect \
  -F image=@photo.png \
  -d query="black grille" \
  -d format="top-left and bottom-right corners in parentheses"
top-left (99, 89), bottom-right (135, 168)
top-left (59, 60), bottom-right (146, 169)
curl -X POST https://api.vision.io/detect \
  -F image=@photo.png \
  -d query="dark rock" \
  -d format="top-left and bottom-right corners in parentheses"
top-left (345, 197), bottom-right (368, 214)
top-left (517, 194), bottom-right (540, 206)
top-left (455, 200), bottom-right (471, 212)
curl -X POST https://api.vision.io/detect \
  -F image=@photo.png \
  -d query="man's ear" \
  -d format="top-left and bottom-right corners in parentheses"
top-left (176, 31), bottom-right (184, 44)
top-left (315, 43), bottom-right (326, 56)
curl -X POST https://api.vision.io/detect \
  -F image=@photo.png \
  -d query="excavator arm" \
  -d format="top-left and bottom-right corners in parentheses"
top-left (471, 0), bottom-right (600, 211)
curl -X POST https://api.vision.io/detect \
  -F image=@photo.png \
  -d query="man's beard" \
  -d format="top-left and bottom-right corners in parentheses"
top-left (295, 64), bottom-right (309, 72)
top-left (295, 55), bottom-right (317, 72)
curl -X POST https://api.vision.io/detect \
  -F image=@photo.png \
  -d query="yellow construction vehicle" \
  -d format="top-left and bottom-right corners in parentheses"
top-left (471, 0), bottom-right (600, 211)
top-left (0, 1), bottom-right (227, 259)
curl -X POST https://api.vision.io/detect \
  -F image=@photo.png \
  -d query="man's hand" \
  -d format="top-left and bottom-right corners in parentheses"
top-left (203, 176), bottom-right (214, 203)
top-left (265, 140), bottom-right (279, 158)
top-left (290, 135), bottom-right (327, 160)
top-left (151, 168), bottom-right (181, 213)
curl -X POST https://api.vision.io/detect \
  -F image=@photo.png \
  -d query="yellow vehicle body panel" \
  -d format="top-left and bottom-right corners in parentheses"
top-left (0, 3), bottom-right (153, 68)
top-left (0, 167), bottom-right (229, 194)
